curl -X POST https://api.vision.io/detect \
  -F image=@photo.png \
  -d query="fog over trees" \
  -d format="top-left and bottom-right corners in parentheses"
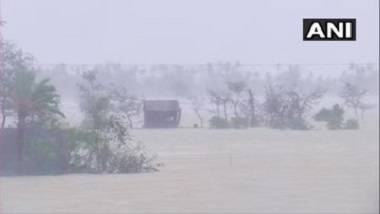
top-left (8, 59), bottom-right (373, 134)
top-left (1, 42), bottom-right (377, 176)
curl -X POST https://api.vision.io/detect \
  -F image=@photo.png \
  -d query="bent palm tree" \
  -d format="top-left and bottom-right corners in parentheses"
top-left (10, 71), bottom-right (64, 174)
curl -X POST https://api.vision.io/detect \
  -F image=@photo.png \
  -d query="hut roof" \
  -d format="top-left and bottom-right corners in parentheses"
top-left (143, 100), bottom-right (180, 111)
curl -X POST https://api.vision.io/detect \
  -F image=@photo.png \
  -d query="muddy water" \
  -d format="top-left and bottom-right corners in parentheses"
top-left (1, 122), bottom-right (378, 213)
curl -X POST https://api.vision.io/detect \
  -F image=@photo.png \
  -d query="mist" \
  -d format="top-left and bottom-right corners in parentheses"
top-left (3, 0), bottom-right (379, 65)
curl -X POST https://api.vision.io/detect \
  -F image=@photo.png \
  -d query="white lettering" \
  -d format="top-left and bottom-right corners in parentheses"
top-left (306, 23), bottom-right (325, 38)
top-left (345, 22), bottom-right (352, 38)
top-left (327, 22), bottom-right (344, 38)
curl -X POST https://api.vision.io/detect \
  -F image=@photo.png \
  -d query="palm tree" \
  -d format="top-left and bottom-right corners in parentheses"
top-left (10, 70), bottom-right (64, 174)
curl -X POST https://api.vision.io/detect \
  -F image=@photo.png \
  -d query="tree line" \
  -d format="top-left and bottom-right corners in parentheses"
top-left (190, 77), bottom-right (371, 130)
top-left (0, 42), bottom-right (376, 175)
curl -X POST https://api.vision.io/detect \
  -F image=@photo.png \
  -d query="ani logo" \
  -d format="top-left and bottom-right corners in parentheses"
top-left (303, 19), bottom-right (356, 41)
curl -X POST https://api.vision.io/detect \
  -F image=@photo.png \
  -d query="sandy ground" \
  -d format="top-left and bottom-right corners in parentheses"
top-left (0, 118), bottom-right (378, 213)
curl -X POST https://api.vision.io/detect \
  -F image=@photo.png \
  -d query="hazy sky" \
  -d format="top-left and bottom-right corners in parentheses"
top-left (2, 0), bottom-right (379, 65)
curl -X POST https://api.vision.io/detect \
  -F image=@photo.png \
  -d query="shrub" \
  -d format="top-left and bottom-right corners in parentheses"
top-left (314, 104), bottom-right (344, 130)
top-left (344, 119), bottom-right (360, 129)
top-left (209, 116), bottom-right (229, 129)
top-left (286, 118), bottom-right (310, 130)
top-left (230, 117), bottom-right (249, 129)
top-left (0, 128), bottom-right (71, 175)
top-left (69, 128), bottom-right (158, 174)
top-left (23, 138), bottom-right (70, 175)
top-left (314, 108), bottom-right (331, 121)
top-left (108, 141), bottom-right (158, 173)
top-left (264, 86), bottom-right (323, 130)
top-left (76, 71), bottom-right (158, 174)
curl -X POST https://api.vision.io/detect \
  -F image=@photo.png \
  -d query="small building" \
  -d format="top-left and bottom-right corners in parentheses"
top-left (143, 100), bottom-right (181, 128)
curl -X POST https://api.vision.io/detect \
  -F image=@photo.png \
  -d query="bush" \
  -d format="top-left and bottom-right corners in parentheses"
top-left (0, 128), bottom-right (71, 175)
top-left (108, 141), bottom-right (158, 173)
top-left (77, 71), bottom-right (158, 174)
top-left (344, 119), bottom-right (360, 129)
top-left (230, 117), bottom-right (249, 129)
top-left (326, 120), bottom-right (341, 130)
top-left (264, 87), bottom-right (323, 130)
top-left (69, 129), bottom-right (158, 174)
top-left (267, 116), bottom-right (310, 130)
top-left (314, 104), bottom-right (344, 130)
top-left (209, 116), bottom-right (229, 129)
top-left (314, 108), bottom-right (331, 121)
top-left (286, 118), bottom-right (310, 130)
top-left (23, 138), bottom-right (70, 175)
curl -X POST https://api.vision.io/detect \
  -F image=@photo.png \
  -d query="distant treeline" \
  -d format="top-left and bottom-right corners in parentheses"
top-left (40, 62), bottom-right (379, 100)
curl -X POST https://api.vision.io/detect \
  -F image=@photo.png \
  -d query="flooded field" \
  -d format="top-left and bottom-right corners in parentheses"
top-left (1, 118), bottom-right (378, 213)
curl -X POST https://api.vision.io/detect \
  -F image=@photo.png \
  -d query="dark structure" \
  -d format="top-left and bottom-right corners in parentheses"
top-left (143, 100), bottom-right (181, 128)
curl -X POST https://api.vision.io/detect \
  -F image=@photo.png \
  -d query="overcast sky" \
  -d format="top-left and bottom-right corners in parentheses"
top-left (2, 0), bottom-right (379, 65)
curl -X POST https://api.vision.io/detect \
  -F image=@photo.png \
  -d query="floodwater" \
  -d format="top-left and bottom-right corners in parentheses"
top-left (0, 118), bottom-right (378, 213)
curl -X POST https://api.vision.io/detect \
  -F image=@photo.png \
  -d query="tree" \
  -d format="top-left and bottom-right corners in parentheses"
top-left (247, 89), bottom-right (258, 127)
top-left (314, 104), bottom-right (345, 129)
top-left (264, 84), bottom-right (286, 128)
top-left (357, 103), bottom-right (375, 119)
top-left (220, 92), bottom-right (231, 121)
top-left (264, 83), bottom-right (323, 129)
top-left (227, 81), bottom-right (246, 117)
top-left (78, 70), bottom-right (111, 172)
top-left (208, 89), bottom-right (222, 118)
top-left (0, 42), bottom-right (34, 129)
top-left (110, 86), bottom-right (142, 129)
top-left (77, 70), bottom-right (156, 173)
top-left (340, 83), bottom-right (367, 118)
top-left (190, 97), bottom-right (205, 128)
top-left (10, 70), bottom-right (64, 173)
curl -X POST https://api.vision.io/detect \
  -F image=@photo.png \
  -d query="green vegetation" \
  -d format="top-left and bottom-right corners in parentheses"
top-left (75, 70), bottom-right (156, 173)
top-left (209, 116), bottom-right (230, 129)
top-left (314, 104), bottom-right (360, 130)
top-left (1, 42), bottom-right (369, 176)
top-left (0, 42), bottom-right (156, 176)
